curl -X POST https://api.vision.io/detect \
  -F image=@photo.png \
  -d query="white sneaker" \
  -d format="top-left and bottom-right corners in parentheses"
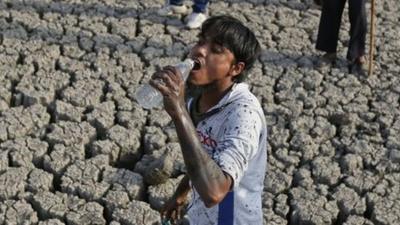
top-left (158, 4), bottom-right (189, 16)
top-left (186, 12), bottom-right (207, 29)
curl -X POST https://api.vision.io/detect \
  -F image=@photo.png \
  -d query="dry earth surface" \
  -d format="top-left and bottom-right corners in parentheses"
top-left (0, 0), bottom-right (399, 224)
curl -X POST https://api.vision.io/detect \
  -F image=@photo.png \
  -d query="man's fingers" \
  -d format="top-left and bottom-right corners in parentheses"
top-left (160, 212), bottom-right (165, 221)
top-left (163, 76), bottom-right (180, 93)
top-left (150, 74), bottom-right (181, 98)
top-left (149, 79), bottom-right (169, 95)
top-left (171, 209), bottom-right (178, 222)
top-left (176, 206), bottom-right (182, 220)
top-left (165, 66), bottom-right (181, 83)
top-left (160, 206), bottom-right (167, 218)
top-left (150, 65), bottom-right (184, 96)
top-left (161, 66), bottom-right (182, 85)
top-left (162, 209), bottom-right (172, 223)
top-left (161, 69), bottom-right (181, 91)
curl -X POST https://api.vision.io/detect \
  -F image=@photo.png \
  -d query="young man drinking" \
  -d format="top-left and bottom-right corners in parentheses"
top-left (151, 15), bottom-right (267, 225)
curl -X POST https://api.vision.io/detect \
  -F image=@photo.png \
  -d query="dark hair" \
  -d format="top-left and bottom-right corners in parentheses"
top-left (200, 15), bottom-right (261, 82)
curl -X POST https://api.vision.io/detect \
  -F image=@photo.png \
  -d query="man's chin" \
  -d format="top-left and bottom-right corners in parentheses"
top-left (187, 79), bottom-right (204, 87)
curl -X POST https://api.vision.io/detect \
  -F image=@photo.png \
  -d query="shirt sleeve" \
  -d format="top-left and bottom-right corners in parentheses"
top-left (214, 105), bottom-right (264, 188)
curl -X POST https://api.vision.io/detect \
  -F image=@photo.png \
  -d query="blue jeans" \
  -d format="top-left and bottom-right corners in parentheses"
top-left (169, 0), bottom-right (209, 13)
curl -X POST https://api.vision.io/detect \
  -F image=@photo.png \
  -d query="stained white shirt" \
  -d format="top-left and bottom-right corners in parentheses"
top-left (186, 83), bottom-right (267, 225)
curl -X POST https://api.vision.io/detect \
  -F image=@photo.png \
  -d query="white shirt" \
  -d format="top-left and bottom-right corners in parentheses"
top-left (186, 83), bottom-right (267, 225)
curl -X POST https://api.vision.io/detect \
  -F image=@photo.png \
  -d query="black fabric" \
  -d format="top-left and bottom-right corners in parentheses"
top-left (189, 95), bottom-right (203, 126)
top-left (316, 0), bottom-right (367, 61)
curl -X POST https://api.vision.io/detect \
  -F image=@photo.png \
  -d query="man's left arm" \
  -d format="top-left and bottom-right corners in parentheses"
top-left (172, 107), bottom-right (233, 208)
top-left (172, 104), bottom-right (263, 208)
top-left (149, 66), bottom-right (232, 208)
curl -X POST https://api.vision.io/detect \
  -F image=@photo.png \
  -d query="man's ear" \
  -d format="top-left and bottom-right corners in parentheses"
top-left (230, 62), bottom-right (245, 78)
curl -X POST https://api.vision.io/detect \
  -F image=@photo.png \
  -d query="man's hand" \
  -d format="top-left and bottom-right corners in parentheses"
top-left (149, 66), bottom-right (186, 120)
top-left (160, 192), bottom-right (188, 225)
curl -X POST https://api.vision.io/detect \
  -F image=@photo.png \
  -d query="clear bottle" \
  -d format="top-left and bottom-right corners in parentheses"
top-left (135, 59), bottom-right (194, 109)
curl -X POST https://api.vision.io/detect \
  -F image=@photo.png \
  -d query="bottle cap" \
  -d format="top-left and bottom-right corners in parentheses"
top-left (183, 58), bottom-right (195, 70)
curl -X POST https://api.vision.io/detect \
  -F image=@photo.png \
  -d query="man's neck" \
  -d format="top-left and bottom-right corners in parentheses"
top-left (198, 83), bottom-right (234, 114)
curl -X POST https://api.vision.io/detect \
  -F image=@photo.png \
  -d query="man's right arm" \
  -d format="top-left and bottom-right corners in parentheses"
top-left (173, 175), bottom-right (190, 200)
top-left (160, 175), bottom-right (191, 222)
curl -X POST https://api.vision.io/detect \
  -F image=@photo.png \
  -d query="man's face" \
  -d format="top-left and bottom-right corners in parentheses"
top-left (188, 36), bottom-right (238, 88)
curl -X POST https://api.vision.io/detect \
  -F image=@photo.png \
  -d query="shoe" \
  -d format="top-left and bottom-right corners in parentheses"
top-left (348, 56), bottom-right (367, 75)
top-left (316, 52), bottom-right (336, 68)
top-left (158, 4), bottom-right (189, 16)
top-left (186, 12), bottom-right (207, 29)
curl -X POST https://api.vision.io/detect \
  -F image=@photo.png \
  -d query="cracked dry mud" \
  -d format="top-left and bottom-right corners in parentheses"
top-left (0, 0), bottom-right (399, 224)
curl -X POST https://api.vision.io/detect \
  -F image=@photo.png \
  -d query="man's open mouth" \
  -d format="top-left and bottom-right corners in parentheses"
top-left (192, 58), bottom-right (201, 71)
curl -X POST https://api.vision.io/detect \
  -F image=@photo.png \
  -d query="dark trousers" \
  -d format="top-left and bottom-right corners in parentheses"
top-left (170, 0), bottom-right (209, 13)
top-left (316, 0), bottom-right (367, 61)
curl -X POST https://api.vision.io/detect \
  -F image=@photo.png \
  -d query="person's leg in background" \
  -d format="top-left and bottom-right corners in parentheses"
top-left (170, 0), bottom-right (184, 5)
top-left (316, 0), bottom-right (347, 66)
top-left (347, 0), bottom-right (367, 73)
top-left (158, 0), bottom-right (189, 16)
top-left (192, 0), bottom-right (209, 13)
top-left (186, 0), bottom-right (209, 29)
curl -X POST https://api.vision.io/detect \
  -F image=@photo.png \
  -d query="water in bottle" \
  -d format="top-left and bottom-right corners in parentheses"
top-left (135, 59), bottom-right (195, 109)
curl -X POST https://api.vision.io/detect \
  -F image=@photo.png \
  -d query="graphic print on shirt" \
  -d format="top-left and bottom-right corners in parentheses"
top-left (197, 126), bottom-right (224, 165)
top-left (197, 127), bottom-right (217, 149)
top-left (186, 83), bottom-right (267, 225)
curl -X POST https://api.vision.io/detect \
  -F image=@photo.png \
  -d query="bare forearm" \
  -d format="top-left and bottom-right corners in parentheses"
top-left (172, 109), bottom-right (230, 206)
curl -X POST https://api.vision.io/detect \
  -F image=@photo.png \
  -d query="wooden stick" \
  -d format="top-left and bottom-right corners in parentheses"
top-left (368, 0), bottom-right (375, 76)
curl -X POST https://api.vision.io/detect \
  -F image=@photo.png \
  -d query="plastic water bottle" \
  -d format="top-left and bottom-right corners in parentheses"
top-left (135, 59), bottom-right (194, 109)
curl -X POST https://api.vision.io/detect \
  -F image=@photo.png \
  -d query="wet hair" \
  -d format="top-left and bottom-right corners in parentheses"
top-left (200, 15), bottom-right (261, 82)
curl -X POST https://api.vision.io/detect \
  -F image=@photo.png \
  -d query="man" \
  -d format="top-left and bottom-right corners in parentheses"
top-left (316, 0), bottom-right (367, 74)
top-left (158, 0), bottom-right (209, 29)
top-left (150, 15), bottom-right (267, 225)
